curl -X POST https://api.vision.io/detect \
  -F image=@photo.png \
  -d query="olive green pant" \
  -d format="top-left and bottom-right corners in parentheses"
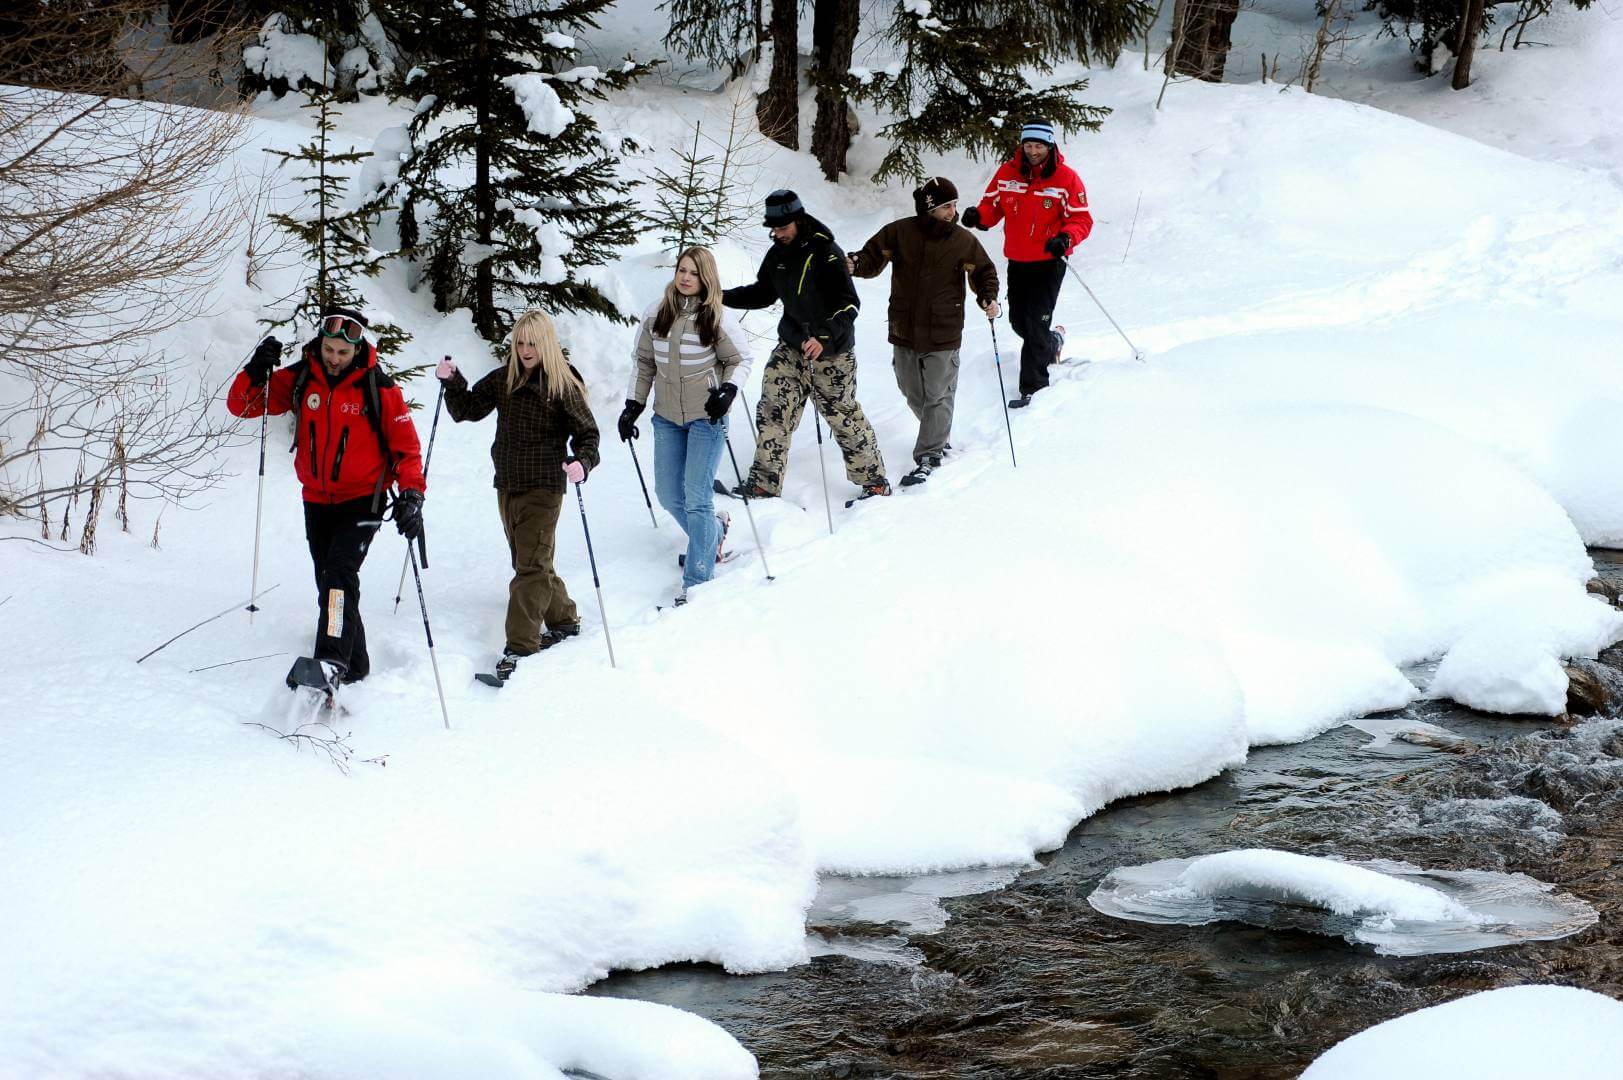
top-left (498, 487), bottom-right (578, 655)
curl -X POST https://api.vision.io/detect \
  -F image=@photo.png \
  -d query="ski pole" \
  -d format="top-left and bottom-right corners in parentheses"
top-left (246, 338), bottom-right (279, 622)
top-left (988, 317), bottom-right (1017, 469)
top-left (1061, 259), bottom-right (1145, 362)
top-left (572, 482), bottom-right (616, 669)
top-left (722, 434), bottom-right (774, 582)
top-left (812, 411), bottom-right (834, 535)
top-left (405, 539), bottom-right (451, 730)
top-left (138, 584), bottom-right (281, 663)
top-left (627, 439), bottom-right (658, 528)
top-left (740, 389), bottom-right (759, 441)
top-left (395, 375), bottom-right (446, 612)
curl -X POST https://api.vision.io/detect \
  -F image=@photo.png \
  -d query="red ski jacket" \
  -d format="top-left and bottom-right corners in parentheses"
top-left (227, 338), bottom-right (426, 505)
top-left (972, 149), bottom-right (1093, 264)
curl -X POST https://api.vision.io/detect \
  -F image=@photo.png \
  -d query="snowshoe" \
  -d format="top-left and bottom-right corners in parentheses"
top-left (1008, 394), bottom-right (1033, 409)
top-left (475, 650), bottom-right (523, 688)
top-left (539, 622), bottom-right (581, 649)
top-left (286, 656), bottom-right (342, 696)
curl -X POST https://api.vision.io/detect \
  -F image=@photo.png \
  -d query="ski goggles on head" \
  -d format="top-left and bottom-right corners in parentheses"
top-left (320, 315), bottom-right (365, 344)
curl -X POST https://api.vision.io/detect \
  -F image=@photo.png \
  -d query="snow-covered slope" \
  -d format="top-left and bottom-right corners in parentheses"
top-left (5, 7), bottom-right (1623, 1075)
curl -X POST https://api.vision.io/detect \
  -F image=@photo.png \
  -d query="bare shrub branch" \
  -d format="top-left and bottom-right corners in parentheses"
top-left (0, 1), bottom-right (256, 529)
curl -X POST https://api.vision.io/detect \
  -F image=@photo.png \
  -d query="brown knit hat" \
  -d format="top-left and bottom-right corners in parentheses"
top-left (914, 176), bottom-right (959, 216)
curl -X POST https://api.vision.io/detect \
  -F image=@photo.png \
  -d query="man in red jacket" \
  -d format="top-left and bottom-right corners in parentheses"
top-left (227, 307), bottom-right (426, 690)
top-left (963, 120), bottom-right (1093, 407)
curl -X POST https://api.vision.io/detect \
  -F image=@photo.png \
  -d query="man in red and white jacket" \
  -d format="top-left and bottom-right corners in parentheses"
top-left (227, 307), bottom-right (426, 689)
top-left (963, 120), bottom-right (1093, 407)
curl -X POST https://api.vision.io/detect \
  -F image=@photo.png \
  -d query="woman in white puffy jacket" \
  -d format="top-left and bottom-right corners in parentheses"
top-left (616, 246), bottom-right (754, 604)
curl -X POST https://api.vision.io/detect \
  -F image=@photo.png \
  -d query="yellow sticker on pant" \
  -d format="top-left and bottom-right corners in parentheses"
top-left (326, 588), bottom-right (345, 637)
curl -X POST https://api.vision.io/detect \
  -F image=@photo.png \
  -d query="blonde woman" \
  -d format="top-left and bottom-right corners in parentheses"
top-left (617, 247), bottom-right (754, 605)
top-left (437, 310), bottom-right (600, 682)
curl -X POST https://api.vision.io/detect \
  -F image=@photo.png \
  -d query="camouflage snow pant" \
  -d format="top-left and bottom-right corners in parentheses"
top-left (746, 343), bottom-right (886, 495)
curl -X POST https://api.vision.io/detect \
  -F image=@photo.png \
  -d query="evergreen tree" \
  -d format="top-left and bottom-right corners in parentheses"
top-left (662, 0), bottom-right (760, 76)
top-left (852, 1), bottom-right (1126, 183)
top-left (263, 60), bottom-right (413, 369)
top-left (649, 112), bottom-right (761, 253)
top-left (380, 0), bottom-right (655, 342)
top-left (650, 123), bottom-right (718, 254)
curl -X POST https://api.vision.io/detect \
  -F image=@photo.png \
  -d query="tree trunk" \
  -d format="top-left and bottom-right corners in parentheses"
top-left (473, 0), bottom-right (497, 339)
top-left (1170, 0), bottom-right (1240, 82)
top-left (1451, 0), bottom-right (1485, 89)
top-left (810, 0), bottom-right (858, 181)
top-left (757, 0), bottom-right (798, 149)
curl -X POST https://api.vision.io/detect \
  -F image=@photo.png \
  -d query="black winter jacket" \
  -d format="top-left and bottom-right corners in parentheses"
top-left (721, 215), bottom-right (860, 356)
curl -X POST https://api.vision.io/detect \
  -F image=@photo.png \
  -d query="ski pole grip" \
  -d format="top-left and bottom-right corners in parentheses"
top-left (417, 527), bottom-right (428, 570)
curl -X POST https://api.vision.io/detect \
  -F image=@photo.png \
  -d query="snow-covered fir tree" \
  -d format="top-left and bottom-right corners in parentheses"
top-left (263, 64), bottom-right (411, 363)
top-left (238, 1), bottom-right (397, 99)
top-left (381, 0), bottom-right (655, 342)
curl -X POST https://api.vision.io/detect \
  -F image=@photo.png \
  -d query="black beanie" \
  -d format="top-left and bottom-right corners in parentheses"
top-left (763, 189), bottom-right (805, 228)
top-left (913, 176), bottom-right (959, 216)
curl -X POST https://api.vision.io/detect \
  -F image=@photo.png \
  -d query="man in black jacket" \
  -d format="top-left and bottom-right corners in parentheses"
top-left (722, 190), bottom-right (890, 499)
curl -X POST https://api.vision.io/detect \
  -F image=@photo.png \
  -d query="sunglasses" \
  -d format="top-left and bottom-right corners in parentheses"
top-left (321, 315), bottom-right (364, 344)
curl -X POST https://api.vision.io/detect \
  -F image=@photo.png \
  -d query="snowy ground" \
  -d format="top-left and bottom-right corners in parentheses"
top-left (5, 4), bottom-right (1623, 1075)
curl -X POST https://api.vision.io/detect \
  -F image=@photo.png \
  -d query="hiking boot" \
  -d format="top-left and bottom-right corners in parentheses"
top-left (731, 481), bottom-right (774, 499)
top-left (539, 622), bottom-right (581, 649)
top-left (859, 478), bottom-right (892, 499)
top-left (494, 650), bottom-right (523, 682)
top-left (1008, 394), bottom-right (1033, 408)
top-left (900, 455), bottom-right (940, 488)
top-left (715, 510), bottom-right (731, 563)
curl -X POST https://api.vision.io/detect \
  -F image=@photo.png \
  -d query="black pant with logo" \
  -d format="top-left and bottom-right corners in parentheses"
top-left (1005, 258), bottom-right (1066, 396)
top-left (303, 496), bottom-right (382, 680)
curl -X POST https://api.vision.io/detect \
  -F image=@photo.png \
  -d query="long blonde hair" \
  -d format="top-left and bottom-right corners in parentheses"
top-left (507, 309), bottom-right (585, 400)
top-left (653, 246), bottom-right (724, 348)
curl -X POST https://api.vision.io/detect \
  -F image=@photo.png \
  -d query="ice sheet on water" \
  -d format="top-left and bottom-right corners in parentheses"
top-left (1088, 848), bottom-right (1595, 956)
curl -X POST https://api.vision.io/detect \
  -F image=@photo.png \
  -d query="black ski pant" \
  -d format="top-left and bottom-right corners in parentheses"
top-left (1006, 258), bottom-right (1066, 396)
top-left (303, 495), bottom-right (382, 680)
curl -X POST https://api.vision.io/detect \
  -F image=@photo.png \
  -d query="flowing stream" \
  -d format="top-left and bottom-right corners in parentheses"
top-left (591, 554), bottom-right (1623, 1078)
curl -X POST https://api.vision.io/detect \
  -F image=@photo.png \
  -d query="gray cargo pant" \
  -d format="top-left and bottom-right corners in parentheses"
top-left (891, 346), bottom-right (960, 465)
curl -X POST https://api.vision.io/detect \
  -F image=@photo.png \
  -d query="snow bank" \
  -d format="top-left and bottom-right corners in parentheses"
top-left (1302, 985), bottom-right (1623, 1080)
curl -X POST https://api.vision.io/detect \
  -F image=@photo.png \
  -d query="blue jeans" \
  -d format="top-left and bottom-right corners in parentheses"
top-left (652, 413), bottom-right (728, 588)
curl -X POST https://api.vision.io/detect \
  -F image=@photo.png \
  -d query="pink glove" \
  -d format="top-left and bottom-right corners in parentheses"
top-left (435, 356), bottom-right (456, 380)
top-left (563, 459), bottom-right (586, 484)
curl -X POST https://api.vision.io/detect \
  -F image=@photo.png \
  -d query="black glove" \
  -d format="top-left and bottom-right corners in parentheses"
top-left (617, 399), bottom-right (645, 442)
top-left (394, 488), bottom-right (424, 540)
top-left (244, 337), bottom-right (282, 386)
top-left (960, 206), bottom-right (982, 230)
top-left (1044, 233), bottom-right (1073, 258)
top-left (705, 382), bottom-right (738, 422)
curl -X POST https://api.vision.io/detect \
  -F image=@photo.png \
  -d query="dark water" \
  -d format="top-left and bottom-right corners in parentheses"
top-left (592, 554), bottom-right (1623, 1078)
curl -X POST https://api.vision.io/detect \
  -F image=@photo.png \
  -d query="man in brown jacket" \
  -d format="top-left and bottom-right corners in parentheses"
top-left (848, 177), bottom-right (1000, 486)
